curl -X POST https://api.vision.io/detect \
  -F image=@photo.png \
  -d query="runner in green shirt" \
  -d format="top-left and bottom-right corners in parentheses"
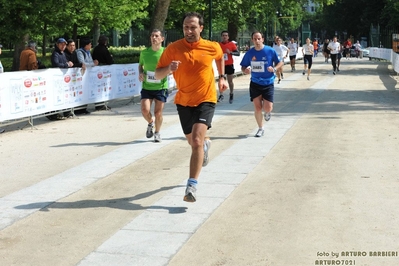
top-left (139, 29), bottom-right (169, 142)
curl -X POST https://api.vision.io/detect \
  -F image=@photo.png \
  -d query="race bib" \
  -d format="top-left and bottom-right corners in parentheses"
top-left (224, 53), bottom-right (228, 61)
top-left (250, 61), bottom-right (265, 72)
top-left (146, 71), bottom-right (160, 83)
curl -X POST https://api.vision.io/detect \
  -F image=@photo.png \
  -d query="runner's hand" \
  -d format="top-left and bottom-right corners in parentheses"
top-left (169, 61), bottom-right (181, 72)
top-left (218, 78), bottom-right (228, 93)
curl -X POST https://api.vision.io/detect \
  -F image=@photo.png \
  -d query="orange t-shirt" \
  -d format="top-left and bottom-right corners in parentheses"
top-left (219, 41), bottom-right (237, 65)
top-left (157, 38), bottom-right (223, 107)
top-left (313, 41), bottom-right (318, 50)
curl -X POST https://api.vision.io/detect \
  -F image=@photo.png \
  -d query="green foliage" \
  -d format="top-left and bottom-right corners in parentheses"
top-left (109, 46), bottom-right (145, 64)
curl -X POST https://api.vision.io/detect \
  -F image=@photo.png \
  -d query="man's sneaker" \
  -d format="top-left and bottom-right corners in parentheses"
top-left (184, 185), bottom-right (197, 202)
top-left (146, 123), bottom-right (154, 138)
top-left (302, 71), bottom-right (305, 75)
top-left (203, 139), bottom-right (211, 166)
top-left (255, 128), bottom-right (264, 137)
top-left (333, 71), bottom-right (336, 75)
top-left (281, 73), bottom-right (284, 79)
top-left (264, 112), bottom-right (271, 121)
top-left (229, 94), bottom-right (234, 104)
top-left (217, 94), bottom-right (224, 102)
top-left (154, 132), bottom-right (161, 142)
top-left (307, 76), bottom-right (310, 81)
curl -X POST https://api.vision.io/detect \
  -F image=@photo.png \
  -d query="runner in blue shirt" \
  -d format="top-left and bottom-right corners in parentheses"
top-left (240, 31), bottom-right (284, 137)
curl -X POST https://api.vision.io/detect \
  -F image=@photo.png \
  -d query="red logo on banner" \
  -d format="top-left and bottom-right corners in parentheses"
top-left (123, 70), bottom-right (128, 76)
top-left (97, 72), bottom-right (103, 79)
top-left (64, 75), bottom-right (71, 83)
top-left (24, 79), bottom-right (32, 88)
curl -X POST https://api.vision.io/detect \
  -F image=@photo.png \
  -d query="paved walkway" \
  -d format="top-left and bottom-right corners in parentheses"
top-left (1, 56), bottom-right (399, 266)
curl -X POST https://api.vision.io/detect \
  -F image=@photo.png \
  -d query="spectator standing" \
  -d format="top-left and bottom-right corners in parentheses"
top-left (65, 39), bottom-right (90, 115)
top-left (65, 39), bottom-right (82, 67)
top-left (77, 38), bottom-right (104, 111)
top-left (51, 38), bottom-right (74, 68)
top-left (272, 37), bottom-right (289, 84)
top-left (155, 12), bottom-right (228, 202)
top-left (218, 31), bottom-right (240, 104)
top-left (327, 36), bottom-right (341, 75)
top-left (76, 38), bottom-right (98, 69)
top-left (19, 40), bottom-right (38, 71)
top-left (48, 38), bottom-right (74, 120)
top-left (287, 38), bottom-right (298, 72)
top-left (92, 35), bottom-right (114, 65)
top-left (240, 31), bottom-right (284, 137)
top-left (302, 37), bottom-right (314, 80)
top-left (138, 29), bottom-right (168, 143)
top-left (354, 40), bottom-right (362, 58)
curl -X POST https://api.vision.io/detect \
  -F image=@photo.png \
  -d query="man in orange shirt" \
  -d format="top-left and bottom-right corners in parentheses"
top-left (313, 39), bottom-right (319, 58)
top-left (155, 12), bottom-right (228, 202)
top-left (218, 31), bottom-right (240, 103)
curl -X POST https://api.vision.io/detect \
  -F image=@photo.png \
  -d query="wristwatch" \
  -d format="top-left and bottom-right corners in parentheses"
top-left (219, 74), bottom-right (227, 79)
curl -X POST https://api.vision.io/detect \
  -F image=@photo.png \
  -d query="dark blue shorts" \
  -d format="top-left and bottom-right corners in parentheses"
top-left (249, 81), bottom-right (274, 103)
top-left (140, 89), bottom-right (168, 103)
top-left (176, 102), bottom-right (215, 135)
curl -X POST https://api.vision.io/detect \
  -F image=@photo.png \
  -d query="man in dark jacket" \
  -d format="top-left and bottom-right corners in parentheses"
top-left (92, 35), bottom-right (113, 111)
top-left (92, 35), bottom-right (114, 65)
top-left (64, 39), bottom-right (82, 67)
top-left (48, 38), bottom-right (74, 120)
top-left (51, 38), bottom-right (74, 68)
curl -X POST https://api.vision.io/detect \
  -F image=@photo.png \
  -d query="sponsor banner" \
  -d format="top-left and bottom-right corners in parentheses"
top-left (0, 64), bottom-right (141, 122)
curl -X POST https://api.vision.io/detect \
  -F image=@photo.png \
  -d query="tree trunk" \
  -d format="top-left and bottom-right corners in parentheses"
top-left (92, 20), bottom-right (100, 46)
top-left (73, 23), bottom-right (78, 41)
top-left (150, 0), bottom-right (171, 32)
top-left (42, 23), bottom-right (47, 57)
top-left (228, 20), bottom-right (239, 43)
top-left (12, 33), bottom-right (30, 71)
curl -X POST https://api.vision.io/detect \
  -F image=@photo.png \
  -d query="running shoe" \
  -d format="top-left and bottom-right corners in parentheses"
top-left (154, 132), bottom-right (161, 142)
top-left (264, 112), bottom-right (271, 121)
top-left (229, 94), bottom-right (234, 104)
top-left (203, 139), bottom-right (211, 166)
top-left (146, 123), bottom-right (154, 138)
top-left (184, 184), bottom-right (197, 202)
top-left (333, 71), bottom-right (336, 75)
top-left (255, 128), bottom-right (264, 137)
top-left (217, 95), bottom-right (224, 102)
top-left (307, 76), bottom-right (310, 81)
top-left (281, 73), bottom-right (284, 79)
top-left (277, 79), bottom-right (281, 84)
top-left (302, 71), bottom-right (305, 75)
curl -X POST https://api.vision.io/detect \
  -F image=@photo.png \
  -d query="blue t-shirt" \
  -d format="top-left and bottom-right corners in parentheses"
top-left (240, 45), bottom-right (280, 86)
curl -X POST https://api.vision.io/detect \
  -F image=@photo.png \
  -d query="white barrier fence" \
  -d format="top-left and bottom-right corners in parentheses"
top-left (0, 64), bottom-right (141, 124)
top-left (0, 48), bottom-right (304, 126)
top-left (369, 47), bottom-right (399, 74)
